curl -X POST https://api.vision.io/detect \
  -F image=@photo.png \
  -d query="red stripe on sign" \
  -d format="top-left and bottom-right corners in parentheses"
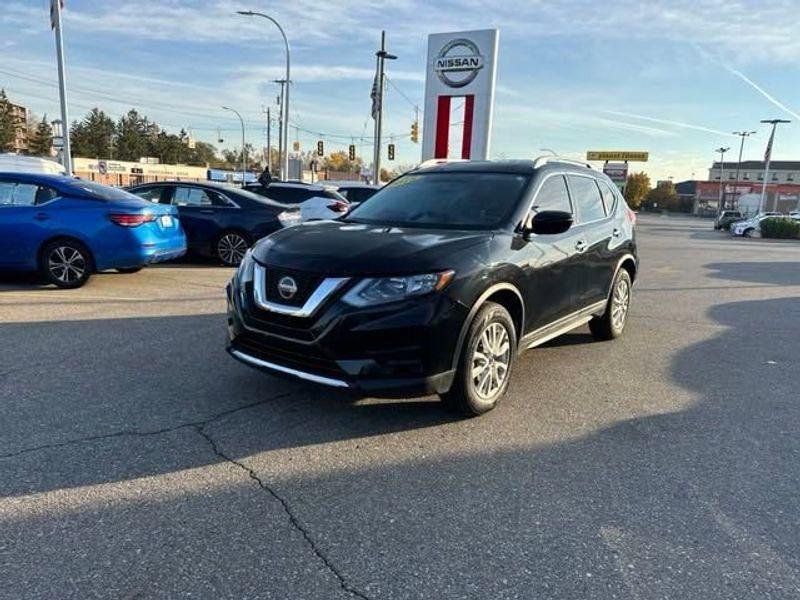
top-left (461, 95), bottom-right (475, 159)
top-left (434, 95), bottom-right (451, 159)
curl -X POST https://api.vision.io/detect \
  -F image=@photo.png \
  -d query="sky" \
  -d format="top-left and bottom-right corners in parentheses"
top-left (2, 0), bottom-right (799, 182)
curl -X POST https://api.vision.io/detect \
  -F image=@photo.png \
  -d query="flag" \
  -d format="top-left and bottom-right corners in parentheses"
top-left (764, 126), bottom-right (775, 164)
top-left (370, 73), bottom-right (379, 120)
top-left (50, 0), bottom-right (64, 30)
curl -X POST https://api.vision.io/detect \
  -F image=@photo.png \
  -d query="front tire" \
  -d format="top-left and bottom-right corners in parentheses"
top-left (589, 268), bottom-right (632, 341)
top-left (40, 239), bottom-right (93, 289)
top-left (440, 302), bottom-right (516, 416)
top-left (216, 231), bottom-right (250, 266)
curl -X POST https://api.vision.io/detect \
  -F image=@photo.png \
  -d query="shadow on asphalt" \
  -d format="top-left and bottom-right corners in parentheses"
top-left (706, 261), bottom-right (800, 286)
top-left (1, 298), bottom-right (799, 597)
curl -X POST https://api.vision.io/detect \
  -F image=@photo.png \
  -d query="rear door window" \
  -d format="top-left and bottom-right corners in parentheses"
top-left (598, 181), bottom-right (618, 215)
top-left (0, 182), bottom-right (39, 206)
top-left (568, 175), bottom-right (606, 223)
top-left (172, 186), bottom-right (214, 206)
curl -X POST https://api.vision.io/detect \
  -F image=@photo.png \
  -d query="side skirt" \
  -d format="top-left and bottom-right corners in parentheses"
top-left (519, 300), bottom-right (607, 352)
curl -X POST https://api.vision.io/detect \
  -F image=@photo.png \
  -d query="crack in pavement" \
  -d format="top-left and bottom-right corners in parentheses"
top-left (0, 392), bottom-right (294, 461)
top-left (194, 423), bottom-right (374, 600)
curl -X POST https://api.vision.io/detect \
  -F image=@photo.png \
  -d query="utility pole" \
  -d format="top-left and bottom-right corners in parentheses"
top-left (274, 79), bottom-right (286, 178)
top-left (731, 130), bottom-right (756, 210)
top-left (371, 31), bottom-right (397, 186)
top-left (51, 0), bottom-right (72, 175)
top-left (263, 105), bottom-right (271, 174)
top-left (758, 119), bottom-right (791, 214)
top-left (715, 147), bottom-right (729, 214)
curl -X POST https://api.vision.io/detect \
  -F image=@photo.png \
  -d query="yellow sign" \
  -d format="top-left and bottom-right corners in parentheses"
top-left (586, 151), bottom-right (648, 162)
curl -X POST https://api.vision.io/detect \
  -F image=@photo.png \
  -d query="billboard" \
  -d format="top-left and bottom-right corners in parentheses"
top-left (587, 151), bottom-right (649, 162)
top-left (422, 29), bottom-right (499, 161)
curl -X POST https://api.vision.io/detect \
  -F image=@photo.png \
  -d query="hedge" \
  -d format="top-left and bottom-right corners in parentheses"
top-left (760, 217), bottom-right (800, 239)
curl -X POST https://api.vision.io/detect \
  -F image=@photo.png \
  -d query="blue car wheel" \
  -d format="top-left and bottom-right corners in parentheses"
top-left (41, 239), bottom-right (93, 289)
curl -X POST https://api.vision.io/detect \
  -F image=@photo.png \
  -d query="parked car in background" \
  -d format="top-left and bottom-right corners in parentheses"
top-left (128, 181), bottom-right (300, 266)
top-left (713, 209), bottom-right (743, 230)
top-left (0, 173), bottom-right (186, 288)
top-left (244, 182), bottom-right (349, 221)
top-left (322, 181), bottom-right (381, 206)
top-left (731, 212), bottom-right (782, 237)
top-left (0, 154), bottom-right (67, 175)
top-left (226, 158), bottom-right (637, 416)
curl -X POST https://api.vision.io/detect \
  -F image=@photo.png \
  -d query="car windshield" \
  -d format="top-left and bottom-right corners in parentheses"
top-left (344, 172), bottom-right (529, 230)
top-left (65, 180), bottom-right (141, 201)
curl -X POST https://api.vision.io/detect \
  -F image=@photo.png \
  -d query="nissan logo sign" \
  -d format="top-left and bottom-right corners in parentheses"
top-left (435, 38), bottom-right (484, 88)
top-left (277, 276), bottom-right (298, 300)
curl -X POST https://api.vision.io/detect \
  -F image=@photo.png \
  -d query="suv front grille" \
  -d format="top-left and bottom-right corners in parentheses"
top-left (233, 331), bottom-right (344, 379)
top-left (264, 268), bottom-right (325, 308)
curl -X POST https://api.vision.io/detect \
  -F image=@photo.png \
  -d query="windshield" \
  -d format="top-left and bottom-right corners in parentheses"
top-left (345, 172), bottom-right (529, 230)
top-left (65, 180), bottom-right (142, 201)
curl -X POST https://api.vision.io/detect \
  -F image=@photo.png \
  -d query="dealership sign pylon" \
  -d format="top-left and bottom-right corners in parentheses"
top-left (421, 29), bottom-right (499, 161)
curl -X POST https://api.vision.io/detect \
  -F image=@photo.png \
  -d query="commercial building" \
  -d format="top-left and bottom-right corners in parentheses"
top-left (73, 157), bottom-right (207, 187)
top-left (709, 161), bottom-right (800, 184)
top-left (676, 179), bottom-right (800, 216)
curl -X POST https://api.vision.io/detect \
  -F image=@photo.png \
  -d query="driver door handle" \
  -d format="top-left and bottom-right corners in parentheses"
top-left (612, 227), bottom-right (621, 237)
top-left (199, 209), bottom-right (214, 214)
top-left (575, 240), bottom-right (587, 253)
top-left (34, 213), bottom-right (51, 221)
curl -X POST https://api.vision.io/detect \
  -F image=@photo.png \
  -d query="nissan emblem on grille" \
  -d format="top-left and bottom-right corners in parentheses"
top-left (277, 276), bottom-right (298, 300)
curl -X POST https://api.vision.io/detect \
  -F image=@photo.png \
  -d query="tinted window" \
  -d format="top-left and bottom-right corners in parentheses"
top-left (345, 172), bottom-right (529, 230)
top-left (531, 175), bottom-right (572, 214)
top-left (598, 181), bottom-right (617, 215)
top-left (131, 186), bottom-right (165, 203)
top-left (568, 175), bottom-right (606, 223)
top-left (172, 186), bottom-right (214, 206)
top-left (0, 182), bottom-right (40, 206)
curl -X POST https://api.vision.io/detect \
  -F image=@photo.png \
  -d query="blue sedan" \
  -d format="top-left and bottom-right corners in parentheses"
top-left (0, 173), bottom-right (187, 288)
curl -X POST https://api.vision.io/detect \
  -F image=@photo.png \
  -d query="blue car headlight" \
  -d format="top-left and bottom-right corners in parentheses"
top-left (342, 270), bottom-right (454, 307)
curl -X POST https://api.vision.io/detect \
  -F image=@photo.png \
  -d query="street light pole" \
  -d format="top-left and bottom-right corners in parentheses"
top-left (539, 148), bottom-right (557, 156)
top-left (715, 147), bottom-right (729, 213)
top-left (238, 10), bottom-right (290, 181)
top-left (372, 31), bottom-right (397, 186)
top-left (758, 119), bottom-right (791, 214)
top-left (222, 106), bottom-right (246, 186)
top-left (51, 0), bottom-right (72, 175)
top-left (731, 130), bottom-right (756, 210)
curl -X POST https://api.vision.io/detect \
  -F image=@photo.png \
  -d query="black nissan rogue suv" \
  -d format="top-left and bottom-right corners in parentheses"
top-left (226, 158), bottom-right (637, 416)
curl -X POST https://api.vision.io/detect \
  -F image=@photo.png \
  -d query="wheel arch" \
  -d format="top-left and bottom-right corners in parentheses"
top-left (450, 282), bottom-right (525, 371)
top-left (37, 235), bottom-right (96, 271)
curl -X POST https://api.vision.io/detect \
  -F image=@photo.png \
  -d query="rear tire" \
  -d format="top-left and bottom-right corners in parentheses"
top-left (743, 228), bottom-right (754, 238)
top-left (440, 302), bottom-right (516, 417)
top-left (40, 239), bottom-right (93, 289)
top-left (216, 231), bottom-right (250, 266)
top-left (116, 267), bottom-right (143, 274)
top-left (589, 268), bottom-right (632, 341)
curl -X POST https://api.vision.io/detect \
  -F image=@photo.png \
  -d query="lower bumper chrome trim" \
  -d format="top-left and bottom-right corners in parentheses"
top-left (230, 349), bottom-right (350, 388)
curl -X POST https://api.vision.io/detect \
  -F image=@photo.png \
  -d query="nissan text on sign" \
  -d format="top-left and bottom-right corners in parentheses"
top-left (422, 29), bottom-right (499, 161)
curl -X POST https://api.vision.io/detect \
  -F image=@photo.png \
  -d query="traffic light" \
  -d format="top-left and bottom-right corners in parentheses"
top-left (410, 120), bottom-right (419, 143)
top-left (316, 140), bottom-right (324, 156)
top-left (387, 143), bottom-right (395, 161)
top-left (293, 140), bottom-right (300, 152)
top-left (348, 144), bottom-right (356, 161)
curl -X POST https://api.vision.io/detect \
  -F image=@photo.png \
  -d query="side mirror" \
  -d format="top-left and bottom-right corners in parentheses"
top-left (527, 210), bottom-right (573, 236)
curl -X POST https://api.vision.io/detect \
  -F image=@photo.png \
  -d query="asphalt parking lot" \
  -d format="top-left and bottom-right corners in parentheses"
top-left (2, 213), bottom-right (799, 599)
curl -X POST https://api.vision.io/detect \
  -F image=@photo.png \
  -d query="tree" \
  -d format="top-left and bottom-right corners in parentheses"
top-left (324, 150), bottom-right (362, 173)
top-left (28, 114), bottom-right (53, 157)
top-left (115, 109), bottom-right (150, 161)
top-left (624, 172), bottom-right (650, 210)
top-left (0, 89), bottom-right (20, 152)
top-left (185, 141), bottom-right (218, 166)
top-left (644, 181), bottom-right (678, 211)
top-left (71, 108), bottom-right (116, 158)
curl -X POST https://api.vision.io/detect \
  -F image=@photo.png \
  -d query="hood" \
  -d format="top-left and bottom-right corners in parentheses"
top-left (252, 220), bottom-right (491, 275)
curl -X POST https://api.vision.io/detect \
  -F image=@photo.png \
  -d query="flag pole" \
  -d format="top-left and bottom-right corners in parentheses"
top-left (52, 0), bottom-right (72, 175)
top-left (758, 119), bottom-right (790, 214)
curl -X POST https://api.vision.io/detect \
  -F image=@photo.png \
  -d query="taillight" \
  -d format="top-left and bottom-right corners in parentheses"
top-left (277, 210), bottom-right (301, 227)
top-left (109, 213), bottom-right (155, 227)
top-left (626, 206), bottom-right (637, 226)
top-left (327, 201), bottom-right (349, 213)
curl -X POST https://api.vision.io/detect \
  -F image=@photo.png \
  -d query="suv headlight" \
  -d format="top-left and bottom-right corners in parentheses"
top-left (237, 248), bottom-right (255, 284)
top-left (342, 270), bottom-right (454, 307)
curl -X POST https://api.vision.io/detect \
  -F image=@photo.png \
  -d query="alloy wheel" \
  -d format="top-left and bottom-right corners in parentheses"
top-left (471, 322), bottom-right (511, 399)
top-left (48, 246), bottom-right (86, 284)
top-left (218, 233), bottom-right (248, 266)
top-left (610, 277), bottom-right (630, 331)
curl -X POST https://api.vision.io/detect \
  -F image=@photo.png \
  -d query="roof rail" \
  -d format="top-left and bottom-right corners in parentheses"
top-left (532, 155), bottom-right (592, 169)
top-left (416, 158), bottom-right (468, 169)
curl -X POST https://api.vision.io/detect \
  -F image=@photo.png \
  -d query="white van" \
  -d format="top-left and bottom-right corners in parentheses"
top-left (0, 154), bottom-right (67, 175)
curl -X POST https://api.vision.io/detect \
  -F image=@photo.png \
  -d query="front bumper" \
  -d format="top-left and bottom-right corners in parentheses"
top-left (225, 274), bottom-right (465, 398)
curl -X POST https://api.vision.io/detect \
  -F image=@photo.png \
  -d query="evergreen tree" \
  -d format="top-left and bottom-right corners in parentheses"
top-left (71, 108), bottom-right (116, 158)
top-left (28, 114), bottom-right (54, 156)
top-left (115, 109), bottom-right (149, 161)
top-left (0, 89), bottom-right (19, 152)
